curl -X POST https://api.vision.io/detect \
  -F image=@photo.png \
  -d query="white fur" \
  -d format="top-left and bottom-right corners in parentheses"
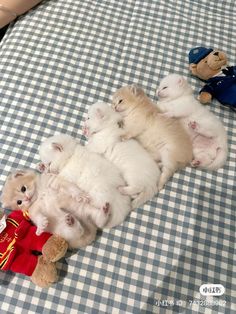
top-left (39, 134), bottom-right (132, 228)
top-left (156, 74), bottom-right (228, 170)
top-left (85, 102), bottom-right (161, 208)
top-left (29, 175), bottom-right (87, 248)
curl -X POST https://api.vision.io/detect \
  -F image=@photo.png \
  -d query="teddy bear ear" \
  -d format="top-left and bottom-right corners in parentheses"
top-left (189, 63), bottom-right (198, 75)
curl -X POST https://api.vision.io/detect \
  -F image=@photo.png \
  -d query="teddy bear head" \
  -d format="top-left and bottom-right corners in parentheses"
top-left (189, 47), bottom-right (228, 80)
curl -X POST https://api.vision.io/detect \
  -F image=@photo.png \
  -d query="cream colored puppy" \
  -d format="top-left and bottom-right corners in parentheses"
top-left (112, 85), bottom-right (193, 190)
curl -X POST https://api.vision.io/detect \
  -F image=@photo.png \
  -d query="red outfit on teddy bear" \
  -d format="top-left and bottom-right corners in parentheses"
top-left (0, 210), bottom-right (52, 275)
top-left (0, 209), bottom-right (68, 287)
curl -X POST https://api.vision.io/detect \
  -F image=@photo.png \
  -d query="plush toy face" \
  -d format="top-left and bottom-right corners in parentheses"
top-left (190, 50), bottom-right (227, 80)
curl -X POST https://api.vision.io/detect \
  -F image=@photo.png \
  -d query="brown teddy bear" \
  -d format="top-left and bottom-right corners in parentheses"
top-left (0, 209), bottom-right (68, 288)
top-left (188, 47), bottom-right (236, 109)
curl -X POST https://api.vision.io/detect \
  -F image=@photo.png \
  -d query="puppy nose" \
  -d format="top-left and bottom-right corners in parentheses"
top-left (213, 52), bottom-right (219, 56)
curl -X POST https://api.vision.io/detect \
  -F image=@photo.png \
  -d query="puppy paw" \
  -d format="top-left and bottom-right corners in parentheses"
top-left (95, 202), bottom-right (111, 229)
top-left (36, 217), bottom-right (49, 235)
top-left (191, 159), bottom-right (201, 167)
top-left (37, 162), bottom-right (47, 173)
top-left (188, 121), bottom-right (198, 130)
top-left (102, 202), bottom-right (110, 215)
top-left (65, 214), bottom-right (75, 226)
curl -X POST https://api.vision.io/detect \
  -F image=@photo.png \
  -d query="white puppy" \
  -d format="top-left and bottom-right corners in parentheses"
top-left (39, 134), bottom-right (132, 228)
top-left (156, 74), bottom-right (228, 170)
top-left (84, 102), bottom-right (161, 208)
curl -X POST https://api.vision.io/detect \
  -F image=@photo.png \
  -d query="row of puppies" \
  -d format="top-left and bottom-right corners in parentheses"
top-left (1, 74), bottom-right (227, 250)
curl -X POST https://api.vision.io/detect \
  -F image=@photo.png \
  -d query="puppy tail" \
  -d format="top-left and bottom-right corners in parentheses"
top-left (131, 186), bottom-right (156, 209)
top-left (207, 147), bottom-right (228, 171)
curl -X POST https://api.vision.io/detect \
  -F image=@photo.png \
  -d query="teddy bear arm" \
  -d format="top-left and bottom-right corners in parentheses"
top-left (198, 84), bottom-right (214, 104)
top-left (199, 91), bottom-right (212, 104)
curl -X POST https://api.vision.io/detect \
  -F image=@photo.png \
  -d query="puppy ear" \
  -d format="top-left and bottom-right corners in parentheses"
top-left (189, 63), bottom-right (198, 75)
top-left (177, 77), bottom-right (184, 86)
top-left (52, 142), bottom-right (63, 152)
top-left (129, 84), bottom-right (142, 96)
top-left (96, 108), bottom-right (105, 119)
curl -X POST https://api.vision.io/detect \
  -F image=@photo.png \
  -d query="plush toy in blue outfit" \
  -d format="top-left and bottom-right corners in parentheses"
top-left (188, 46), bottom-right (236, 109)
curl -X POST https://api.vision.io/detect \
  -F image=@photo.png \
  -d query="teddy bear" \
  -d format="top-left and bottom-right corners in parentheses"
top-left (0, 209), bottom-right (68, 288)
top-left (188, 46), bottom-right (236, 109)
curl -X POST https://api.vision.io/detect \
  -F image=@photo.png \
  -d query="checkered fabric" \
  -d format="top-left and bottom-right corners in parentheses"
top-left (0, 0), bottom-right (235, 313)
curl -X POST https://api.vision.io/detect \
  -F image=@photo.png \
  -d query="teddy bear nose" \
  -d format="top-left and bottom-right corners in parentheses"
top-left (213, 52), bottom-right (219, 56)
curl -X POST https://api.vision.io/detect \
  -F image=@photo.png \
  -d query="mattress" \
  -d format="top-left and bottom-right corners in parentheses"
top-left (0, 0), bottom-right (235, 313)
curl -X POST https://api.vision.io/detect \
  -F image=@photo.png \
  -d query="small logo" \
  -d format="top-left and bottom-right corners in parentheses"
top-left (193, 49), bottom-right (199, 54)
top-left (199, 284), bottom-right (225, 296)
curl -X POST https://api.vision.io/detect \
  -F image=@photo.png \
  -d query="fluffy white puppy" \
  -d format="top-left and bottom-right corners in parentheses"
top-left (39, 134), bottom-right (132, 228)
top-left (84, 102), bottom-right (161, 208)
top-left (156, 74), bottom-right (228, 170)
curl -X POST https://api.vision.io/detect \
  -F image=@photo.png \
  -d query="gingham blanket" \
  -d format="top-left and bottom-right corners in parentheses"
top-left (0, 0), bottom-right (235, 313)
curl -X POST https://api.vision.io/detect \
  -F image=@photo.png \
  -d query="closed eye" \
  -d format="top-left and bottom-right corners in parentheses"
top-left (118, 99), bottom-right (123, 104)
top-left (162, 87), bottom-right (167, 90)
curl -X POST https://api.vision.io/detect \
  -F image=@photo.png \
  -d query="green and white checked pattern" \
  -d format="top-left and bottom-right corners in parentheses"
top-left (0, 0), bottom-right (235, 313)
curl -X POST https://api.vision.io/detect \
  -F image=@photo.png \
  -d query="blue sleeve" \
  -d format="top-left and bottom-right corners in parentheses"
top-left (200, 84), bottom-right (213, 95)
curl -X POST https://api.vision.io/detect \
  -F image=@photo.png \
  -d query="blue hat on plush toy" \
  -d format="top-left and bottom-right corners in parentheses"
top-left (189, 47), bottom-right (213, 64)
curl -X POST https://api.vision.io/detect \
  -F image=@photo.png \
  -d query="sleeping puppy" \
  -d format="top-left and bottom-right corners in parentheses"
top-left (156, 74), bottom-right (228, 170)
top-left (112, 85), bottom-right (193, 190)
